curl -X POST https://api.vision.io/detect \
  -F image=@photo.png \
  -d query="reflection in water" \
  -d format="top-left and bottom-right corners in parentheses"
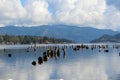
top-left (0, 44), bottom-right (120, 80)
top-left (57, 60), bottom-right (108, 80)
top-left (62, 48), bottom-right (66, 59)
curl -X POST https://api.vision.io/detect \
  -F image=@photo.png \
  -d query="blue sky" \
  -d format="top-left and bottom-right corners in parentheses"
top-left (0, 0), bottom-right (120, 31)
top-left (21, 0), bottom-right (25, 5)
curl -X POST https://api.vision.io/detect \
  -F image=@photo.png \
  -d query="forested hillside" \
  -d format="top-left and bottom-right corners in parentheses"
top-left (0, 35), bottom-right (73, 44)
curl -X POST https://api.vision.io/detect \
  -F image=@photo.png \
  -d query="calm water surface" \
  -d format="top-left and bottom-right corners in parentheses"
top-left (0, 44), bottom-right (120, 80)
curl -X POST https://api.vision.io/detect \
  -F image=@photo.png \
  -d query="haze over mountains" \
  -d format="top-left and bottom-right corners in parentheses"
top-left (0, 25), bottom-right (119, 42)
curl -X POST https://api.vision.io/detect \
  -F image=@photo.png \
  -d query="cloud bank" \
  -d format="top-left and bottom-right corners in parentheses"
top-left (0, 0), bottom-right (120, 30)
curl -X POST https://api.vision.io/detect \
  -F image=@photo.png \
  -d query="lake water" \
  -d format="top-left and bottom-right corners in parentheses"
top-left (0, 44), bottom-right (120, 80)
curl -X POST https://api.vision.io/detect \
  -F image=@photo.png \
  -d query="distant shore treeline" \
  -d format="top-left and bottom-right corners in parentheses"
top-left (0, 35), bottom-right (73, 44)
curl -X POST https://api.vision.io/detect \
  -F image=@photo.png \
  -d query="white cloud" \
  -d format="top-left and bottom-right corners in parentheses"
top-left (104, 6), bottom-right (120, 30)
top-left (0, 0), bottom-right (53, 26)
top-left (50, 0), bottom-right (120, 30)
top-left (53, 0), bottom-right (106, 28)
top-left (0, 0), bottom-right (26, 25)
top-left (0, 0), bottom-right (120, 30)
top-left (23, 0), bottom-right (53, 26)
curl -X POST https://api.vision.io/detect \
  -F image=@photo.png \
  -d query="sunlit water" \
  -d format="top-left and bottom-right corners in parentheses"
top-left (0, 44), bottom-right (120, 80)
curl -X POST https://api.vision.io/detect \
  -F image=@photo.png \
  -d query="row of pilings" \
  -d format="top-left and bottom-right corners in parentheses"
top-left (29, 43), bottom-right (120, 66)
top-left (2, 43), bottom-right (120, 66)
top-left (31, 45), bottom-right (67, 66)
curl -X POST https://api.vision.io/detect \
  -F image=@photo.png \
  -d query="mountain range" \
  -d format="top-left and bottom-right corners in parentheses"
top-left (91, 33), bottom-right (120, 43)
top-left (0, 25), bottom-right (119, 42)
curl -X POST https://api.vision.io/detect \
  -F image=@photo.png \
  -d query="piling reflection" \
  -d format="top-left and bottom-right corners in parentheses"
top-left (62, 48), bottom-right (66, 59)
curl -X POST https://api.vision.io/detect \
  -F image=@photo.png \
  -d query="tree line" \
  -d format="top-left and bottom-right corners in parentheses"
top-left (0, 35), bottom-right (73, 44)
